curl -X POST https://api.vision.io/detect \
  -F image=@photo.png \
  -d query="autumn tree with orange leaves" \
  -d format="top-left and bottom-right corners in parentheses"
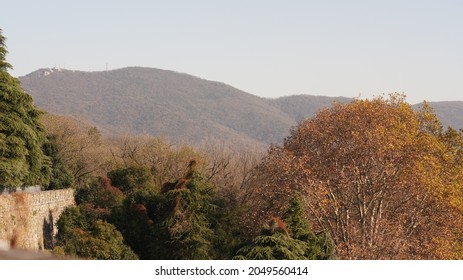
top-left (243, 94), bottom-right (463, 259)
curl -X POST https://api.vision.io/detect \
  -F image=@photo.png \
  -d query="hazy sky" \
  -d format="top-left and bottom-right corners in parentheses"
top-left (2, 0), bottom-right (462, 103)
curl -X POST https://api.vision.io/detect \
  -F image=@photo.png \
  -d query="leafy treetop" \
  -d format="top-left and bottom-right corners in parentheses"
top-left (0, 29), bottom-right (51, 189)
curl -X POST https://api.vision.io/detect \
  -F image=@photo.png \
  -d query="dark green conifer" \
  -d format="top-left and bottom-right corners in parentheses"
top-left (54, 206), bottom-right (138, 260)
top-left (43, 135), bottom-right (74, 190)
top-left (0, 29), bottom-right (51, 189)
top-left (284, 194), bottom-right (335, 259)
top-left (0, 31), bottom-right (11, 71)
top-left (153, 164), bottom-right (215, 259)
top-left (234, 194), bottom-right (336, 260)
top-left (233, 217), bottom-right (308, 260)
top-left (107, 166), bottom-right (155, 193)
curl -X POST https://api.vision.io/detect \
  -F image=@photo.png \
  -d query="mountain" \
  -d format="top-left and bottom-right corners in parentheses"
top-left (19, 67), bottom-right (462, 149)
top-left (19, 67), bottom-right (342, 148)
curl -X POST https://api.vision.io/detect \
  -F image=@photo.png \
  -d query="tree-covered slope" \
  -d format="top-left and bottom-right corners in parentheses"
top-left (20, 67), bottom-right (296, 148)
top-left (19, 67), bottom-right (463, 149)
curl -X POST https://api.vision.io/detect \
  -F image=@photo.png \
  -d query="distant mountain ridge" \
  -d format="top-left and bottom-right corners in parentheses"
top-left (19, 67), bottom-right (463, 148)
top-left (19, 67), bottom-right (347, 148)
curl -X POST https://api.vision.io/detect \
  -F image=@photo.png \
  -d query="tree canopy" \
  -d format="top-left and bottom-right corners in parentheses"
top-left (243, 94), bottom-right (463, 259)
top-left (0, 29), bottom-right (51, 189)
top-left (0, 30), bottom-right (12, 71)
top-left (235, 196), bottom-right (335, 260)
top-left (54, 206), bottom-right (138, 260)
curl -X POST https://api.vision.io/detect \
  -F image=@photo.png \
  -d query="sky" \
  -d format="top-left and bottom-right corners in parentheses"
top-left (1, 0), bottom-right (462, 104)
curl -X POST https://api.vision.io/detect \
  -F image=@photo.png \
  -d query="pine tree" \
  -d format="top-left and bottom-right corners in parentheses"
top-left (233, 217), bottom-right (308, 260)
top-left (0, 29), bottom-right (51, 189)
top-left (110, 185), bottom-right (157, 260)
top-left (234, 195), bottom-right (336, 260)
top-left (284, 194), bottom-right (335, 259)
top-left (54, 206), bottom-right (138, 260)
top-left (43, 135), bottom-right (74, 190)
top-left (0, 30), bottom-right (12, 71)
top-left (153, 163), bottom-right (216, 259)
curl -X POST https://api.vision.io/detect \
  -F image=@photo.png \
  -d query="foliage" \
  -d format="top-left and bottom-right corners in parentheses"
top-left (108, 135), bottom-right (202, 187)
top-left (233, 217), bottom-right (309, 260)
top-left (55, 206), bottom-right (92, 249)
top-left (244, 94), bottom-right (463, 259)
top-left (234, 232), bottom-right (308, 260)
top-left (107, 166), bottom-right (155, 193)
top-left (110, 167), bottom-right (219, 260)
top-left (152, 170), bottom-right (216, 259)
top-left (208, 188), bottom-right (248, 259)
top-left (43, 135), bottom-right (74, 190)
top-left (109, 158), bottom-right (249, 260)
top-left (0, 29), bottom-right (51, 189)
top-left (0, 29), bottom-right (12, 71)
top-left (55, 205), bottom-right (137, 260)
top-left (110, 187), bottom-right (158, 260)
top-left (284, 194), bottom-right (335, 259)
top-left (41, 114), bottom-right (111, 187)
top-left (47, 130), bottom-right (257, 260)
top-left (234, 196), bottom-right (335, 260)
top-left (75, 176), bottom-right (124, 212)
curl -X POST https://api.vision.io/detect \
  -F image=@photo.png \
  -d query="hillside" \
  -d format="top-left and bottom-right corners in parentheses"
top-left (19, 67), bottom-right (463, 149)
top-left (19, 67), bottom-right (345, 148)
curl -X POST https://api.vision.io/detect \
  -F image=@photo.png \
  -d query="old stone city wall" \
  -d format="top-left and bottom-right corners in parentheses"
top-left (0, 189), bottom-right (74, 251)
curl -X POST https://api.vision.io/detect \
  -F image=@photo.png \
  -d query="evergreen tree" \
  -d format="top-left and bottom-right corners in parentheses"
top-left (0, 29), bottom-right (51, 189)
top-left (152, 164), bottom-right (216, 259)
top-left (233, 217), bottom-right (308, 260)
top-left (234, 195), bottom-right (336, 260)
top-left (284, 194), bottom-right (335, 259)
top-left (209, 190), bottom-right (247, 259)
top-left (111, 186), bottom-right (158, 259)
top-left (0, 30), bottom-right (12, 71)
top-left (43, 135), bottom-right (74, 190)
top-left (108, 166), bottom-right (155, 193)
top-left (76, 176), bottom-right (124, 209)
top-left (54, 206), bottom-right (138, 260)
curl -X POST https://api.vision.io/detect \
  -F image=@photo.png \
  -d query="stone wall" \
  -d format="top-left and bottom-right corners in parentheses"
top-left (0, 189), bottom-right (74, 250)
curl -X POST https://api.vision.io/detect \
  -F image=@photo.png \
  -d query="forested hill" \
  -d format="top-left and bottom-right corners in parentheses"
top-left (19, 67), bottom-right (348, 148)
top-left (19, 67), bottom-right (463, 148)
